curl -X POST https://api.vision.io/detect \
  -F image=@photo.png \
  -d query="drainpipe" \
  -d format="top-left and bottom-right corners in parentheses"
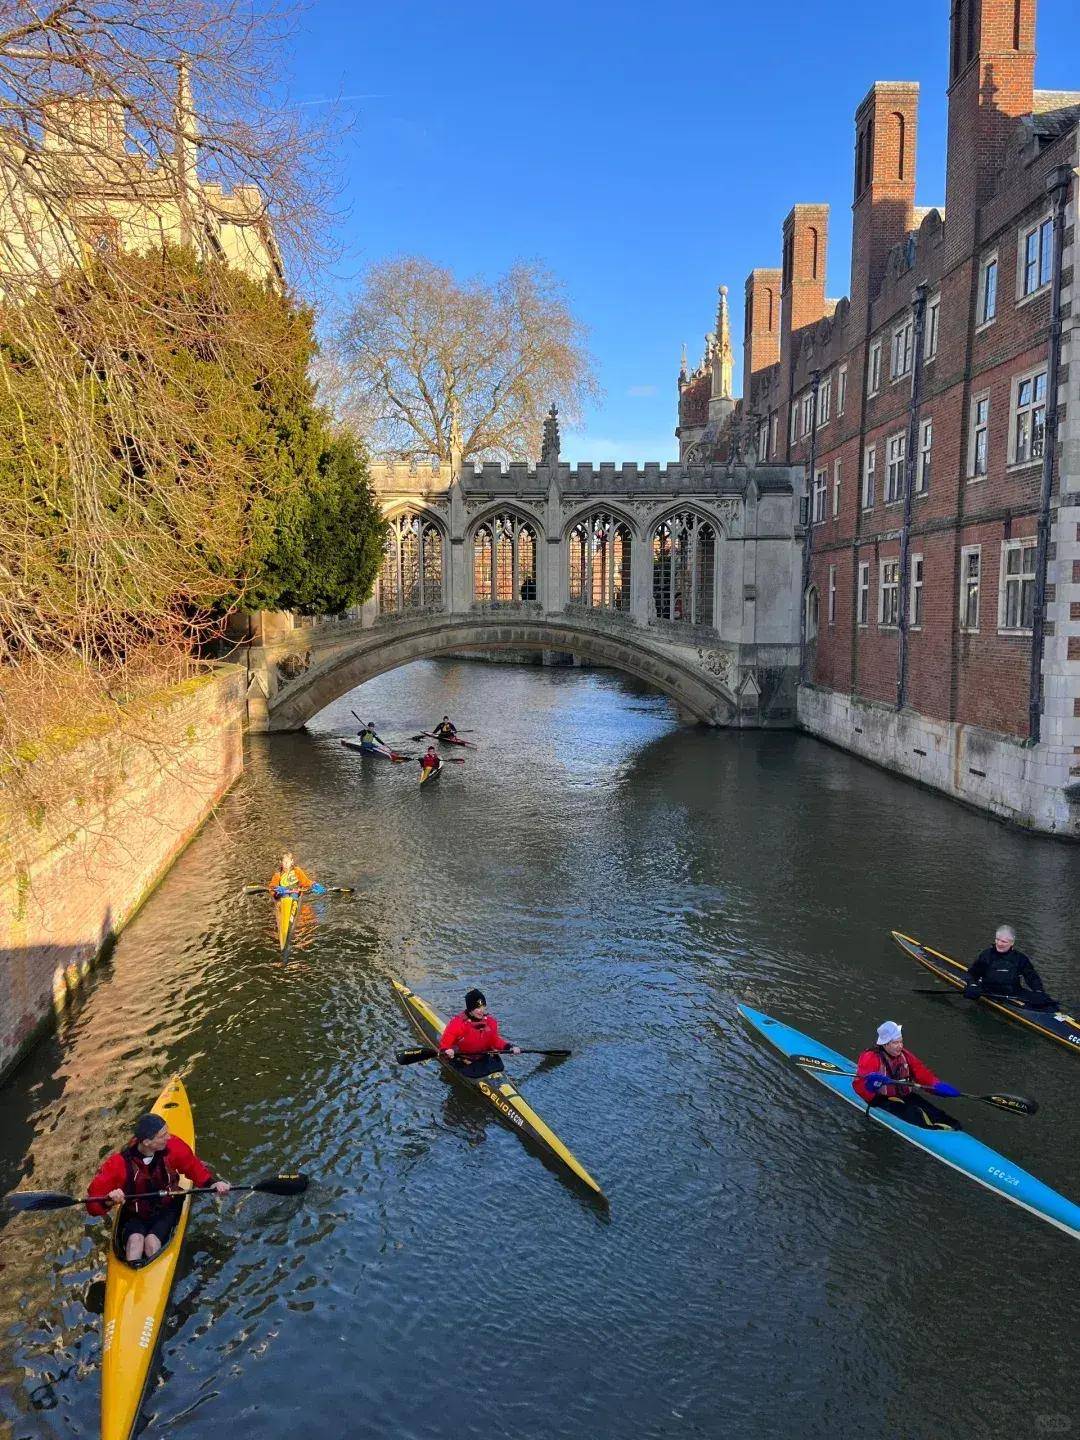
top-left (798, 368), bottom-right (821, 685)
top-left (896, 282), bottom-right (928, 710)
top-left (1027, 166), bottom-right (1072, 745)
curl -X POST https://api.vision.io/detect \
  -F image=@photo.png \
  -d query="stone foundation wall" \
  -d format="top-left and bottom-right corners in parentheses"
top-left (798, 684), bottom-right (1080, 838)
top-left (0, 668), bottom-right (245, 1082)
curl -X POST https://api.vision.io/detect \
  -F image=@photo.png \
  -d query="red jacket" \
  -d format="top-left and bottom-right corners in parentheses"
top-left (439, 1011), bottom-right (511, 1057)
top-left (853, 1046), bottom-right (939, 1104)
top-left (86, 1137), bottom-right (214, 1217)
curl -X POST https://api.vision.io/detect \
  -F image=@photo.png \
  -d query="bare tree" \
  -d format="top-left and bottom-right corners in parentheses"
top-left (329, 256), bottom-right (599, 463)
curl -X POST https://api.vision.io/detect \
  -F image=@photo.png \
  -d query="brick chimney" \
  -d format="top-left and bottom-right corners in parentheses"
top-left (849, 82), bottom-right (919, 336)
top-left (743, 267), bottom-right (781, 406)
top-left (943, 0), bottom-right (1036, 265)
top-left (780, 205), bottom-right (829, 352)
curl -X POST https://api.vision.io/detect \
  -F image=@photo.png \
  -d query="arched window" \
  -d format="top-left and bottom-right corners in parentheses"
top-left (651, 513), bottom-right (719, 627)
top-left (473, 512), bottom-right (538, 604)
top-left (894, 113), bottom-right (906, 180)
top-left (805, 585), bottom-right (819, 643)
top-left (379, 511), bottom-right (444, 614)
top-left (568, 512), bottom-right (632, 612)
top-left (809, 226), bottom-right (820, 281)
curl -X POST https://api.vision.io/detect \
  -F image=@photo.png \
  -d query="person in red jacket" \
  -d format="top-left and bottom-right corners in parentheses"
top-left (86, 1112), bottom-right (229, 1263)
top-left (419, 746), bottom-right (441, 777)
top-left (853, 1020), bottom-right (962, 1130)
top-left (439, 989), bottom-right (522, 1079)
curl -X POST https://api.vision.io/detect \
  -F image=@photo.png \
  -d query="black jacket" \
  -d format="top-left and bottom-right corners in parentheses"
top-left (967, 945), bottom-right (1044, 994)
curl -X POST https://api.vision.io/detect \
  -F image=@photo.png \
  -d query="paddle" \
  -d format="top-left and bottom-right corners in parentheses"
top-left (789, 1054), bottom-right (1038, 1115)
top-left (396, 1046), bottom-right (571, 1066)
top-left (242, 884), bottom-right (355, 896)
top-left (5, 1172), bottom-right (310, 1214)
top-left (410, 731), bottom-right (477, 749)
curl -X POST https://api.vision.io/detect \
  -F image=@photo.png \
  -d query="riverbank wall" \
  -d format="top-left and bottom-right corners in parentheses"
top-left (0, 668), bottom-right (246, 1083)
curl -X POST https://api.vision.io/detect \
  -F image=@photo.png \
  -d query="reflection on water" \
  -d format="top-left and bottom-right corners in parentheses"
top-left (2, 659), bottom-right (1080, 1439)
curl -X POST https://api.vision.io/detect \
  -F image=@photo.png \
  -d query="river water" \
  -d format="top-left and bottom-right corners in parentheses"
top-left (2, 658), bottom-right (1080, 1440)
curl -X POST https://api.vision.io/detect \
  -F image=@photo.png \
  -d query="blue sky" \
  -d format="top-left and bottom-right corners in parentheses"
top-left (285, 0), bottom-right (1077, 462)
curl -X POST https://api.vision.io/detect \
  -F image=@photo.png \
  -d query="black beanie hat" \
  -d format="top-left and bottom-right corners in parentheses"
top-left (465, 988), bottom-right (486, 1012)
top-left (133, 1113), bottom-right (166, 1142)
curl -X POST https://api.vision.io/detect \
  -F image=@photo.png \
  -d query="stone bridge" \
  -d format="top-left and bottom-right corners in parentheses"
top-left (245, 448), bottom-right (804, 731)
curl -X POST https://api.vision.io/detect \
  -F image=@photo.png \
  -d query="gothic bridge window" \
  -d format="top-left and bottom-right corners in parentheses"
top-left (568, 511), bottom-right (632, 612)
top-left (652, 512), bottom-right (718, 627)
top-left (379, 510), bottom-right (444, 614)
top-left (473, 512), bottom-right (538, 603)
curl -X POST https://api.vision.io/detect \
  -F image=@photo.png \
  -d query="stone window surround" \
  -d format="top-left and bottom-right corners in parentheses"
top-left (1007, 363), bottom-right (1048, 472)
top-left (976, 250), bottom-right (998, 329)
top-left (909, 552), bottom-right (924, 629)
top-left (812, 465), bottom-right (828, 524)
top-left (885, 430), bottom-right (906, 505)
top-left (1016, 211), bottom-right (1054, 305)
top-left (862, 442), bottom-right (877, 509)
top-left (891, 318), bottom-right (914, 382)
top-left (832, 458), bottom-right (841, 517)
top-left (857, 560), bottom-right (870, 627)
top-left (867, 339), bottom-right (883, 398)
top-left (837, 363), bottom-right (848, 416)
top-left (998, 537), bottom-right (1037, 636)
top-left (916, 416), bottom-right (932, 494)
top-left (924, 293), bottom-right (940, 362)
top-left (967, 389), bottom-right (990, 480)
top-left (878, 556), bottom-right (901, 629)
top-left (959, 544), bottom-right (981, 633)
top-left (828, 563), bottom-right (837, 625)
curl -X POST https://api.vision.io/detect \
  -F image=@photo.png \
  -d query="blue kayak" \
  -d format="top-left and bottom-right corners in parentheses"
top-left (737, 1002), bottom-right (1080, 1242)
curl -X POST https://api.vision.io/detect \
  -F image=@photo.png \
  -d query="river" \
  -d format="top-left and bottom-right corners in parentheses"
top-left (2, 658), bottom-right (1080, 1440)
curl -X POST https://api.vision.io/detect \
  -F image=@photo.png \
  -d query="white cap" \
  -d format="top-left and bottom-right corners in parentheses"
top-left (876, 1021), bottom-right (903, 1045)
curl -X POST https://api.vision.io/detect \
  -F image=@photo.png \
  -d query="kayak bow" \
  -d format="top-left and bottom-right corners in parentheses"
top-left (275, 891), bottom-right (299, 952)
top-left (892, 931), bottom-right (1080, 1054)
top-left (101, 1076), bottom-right (195, 1440)
top-left (419, 762), bottom-right (442, 786)
top-left (391, 978), bottom-right (604, 1199)
top-left (737, 1003), bottom-right (1080, 1242)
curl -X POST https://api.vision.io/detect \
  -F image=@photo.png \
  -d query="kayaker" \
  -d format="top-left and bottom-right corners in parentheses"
top-left (357, 721), bottom-right (388, 752)
top-left (963, 926), bottom-right (1057, 1009)
top-left (86, 1113), bottom-right (229, 1263)
top-left (432, 716), bottom-right (457, 739)
top-left (419, 746), bottom-right (441, 777)
top-left (269, 852), bottom-right (313, 893)
top-left (853, 1021), bottom-right (962, 1130)
top-left (440, 988), bottom-right (522, 1078)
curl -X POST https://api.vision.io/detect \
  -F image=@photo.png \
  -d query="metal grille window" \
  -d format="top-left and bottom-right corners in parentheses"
top-left (960, 548), bottom-right (980, 631)
top-left (1013, 370), bottom-right (1047, 465)
top-left (379, 512), bottom-right (444, 614)
top-left (1021, 217), bottom-right (1053, 297)
top-left (1001, 541), bottom-right (1036, 632)
top-left (879, 559), bottom-right (900, 628)
top-left (652, 513), bottom-right (718, 627)
top-left (473, 513), bottom-right (538, 603)
top-left (885, 432), bottom-right (906, 503)
top-left (568, 511), bottom-right (631, 612)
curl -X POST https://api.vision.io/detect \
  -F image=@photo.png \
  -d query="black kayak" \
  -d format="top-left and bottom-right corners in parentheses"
top-left (892, 931), bottom-right (1080, 1054)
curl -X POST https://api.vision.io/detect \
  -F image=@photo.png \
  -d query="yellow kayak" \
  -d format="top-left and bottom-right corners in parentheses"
top-left (101, 1076), bottom-right (195, 1440)
top-left (276, 892), bottom-right (299, 951)
top-left (392, 978), bottom-right (605, 1199)
top-left (419, 761), bottom-right (442, 786)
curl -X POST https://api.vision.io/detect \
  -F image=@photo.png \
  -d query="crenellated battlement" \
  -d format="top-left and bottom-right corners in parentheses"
top-left (369, 458), bottom-right (796, 496)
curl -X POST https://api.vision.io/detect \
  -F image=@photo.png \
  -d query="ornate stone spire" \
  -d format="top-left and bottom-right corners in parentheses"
top-left (540, 402), bottom-right (560, 465)
top-left (679, 342), bottom-right (689, 383)
top-left (711, 284), bottom-right (733, 400)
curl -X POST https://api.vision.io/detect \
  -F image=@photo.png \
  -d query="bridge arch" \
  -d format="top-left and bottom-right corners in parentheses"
top-left (262, 613), bottom-right (737, 731)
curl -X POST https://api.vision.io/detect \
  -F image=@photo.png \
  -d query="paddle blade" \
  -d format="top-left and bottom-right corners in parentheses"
top-left (984, 1093), bottom-right (1039, 1116)
top-left (5, 1190), bottom-right (79, 1212)
top-left (243, 884), bottom-right (269, 895)
top-left (250, 1173), bottom-right (309, 1196)
top-left (396, 1047), bottom-right (439, 1065)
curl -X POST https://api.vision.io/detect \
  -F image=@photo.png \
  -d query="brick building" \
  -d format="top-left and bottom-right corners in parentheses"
top-left (710, 0), bottom-right (1079, 836)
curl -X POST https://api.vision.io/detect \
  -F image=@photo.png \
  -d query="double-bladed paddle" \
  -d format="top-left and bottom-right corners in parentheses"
top-left (242, 884), bottom-right (355, 896)
top-left (396, 1046), bottom-right (571, 1066)
top-left (789, 1054), bottom-right (1038, 1115)
top-left (5, 1171), bottom-right (310, 1213)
